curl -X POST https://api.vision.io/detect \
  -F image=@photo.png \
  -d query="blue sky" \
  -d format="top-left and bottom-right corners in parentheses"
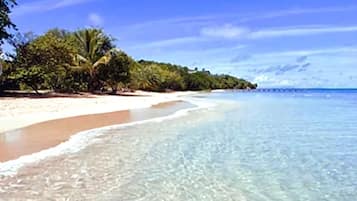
top-left (9, 0), bottom-right (357, 88)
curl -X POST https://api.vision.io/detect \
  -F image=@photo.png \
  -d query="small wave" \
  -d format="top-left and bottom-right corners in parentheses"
top-left (0, 98), bottom-right (216, 176)
top-left (211, 89), bottom-right (226, 93)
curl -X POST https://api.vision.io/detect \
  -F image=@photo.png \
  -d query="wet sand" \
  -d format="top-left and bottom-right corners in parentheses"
top-left (0, 91), bottom-right (198, 133)
top-left (0, 101), bottom-right (192, 162)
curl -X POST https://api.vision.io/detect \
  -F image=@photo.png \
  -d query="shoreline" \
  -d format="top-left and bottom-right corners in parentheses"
top-left (0, 91), bottom-right (197, 133)
top-left (0, 98), bottom-right (211, 176)
top-left (0, 101), bottom-right (194, 163)
top-left (0, 91), bottom-right (201, 171)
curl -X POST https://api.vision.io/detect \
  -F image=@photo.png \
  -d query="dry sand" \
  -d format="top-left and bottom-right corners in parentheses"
top-left (0, 91), bottom-right (197, 162)
top-left (0, 101), bottom-right (192, 162)
top-left (0, 91), bottom-right (196, 133)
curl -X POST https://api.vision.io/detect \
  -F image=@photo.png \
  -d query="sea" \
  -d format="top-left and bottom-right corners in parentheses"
top-left (0, 89), bottom-right (356, 201)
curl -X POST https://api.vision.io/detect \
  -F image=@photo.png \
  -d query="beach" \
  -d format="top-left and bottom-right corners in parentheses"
top-left (0, 90), bottom-right (356, 200)
top-left (0, 91), bottom-right (197, 163)
top-left (0, 91), bottom-right (196, 134)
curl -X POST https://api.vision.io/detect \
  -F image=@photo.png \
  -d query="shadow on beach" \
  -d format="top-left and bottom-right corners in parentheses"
top-left (0, 90), bottom-right (152, 99)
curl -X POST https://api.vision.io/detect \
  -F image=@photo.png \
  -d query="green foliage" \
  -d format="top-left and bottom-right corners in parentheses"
top-left (10, 65), bottom-right (45, 94)
top-left (1, 27), bottom-right (257, 95)
top-left (73, 28), bottom-right (115, 65)
top-left (11, 32), bottom-right (76, 93)
top-left (0, 0), bottom-right (17, 46)
top-left (185, 71), bottom-right (214, 90)
top-left (72, 28), bottom-right (115, 91)
top-left (98, 50), bottom-right (132, 93)
top-left (132, 60), bottom-right (257, 91)
top-left (46, 28), bottom-right (72, 40)
top-left (130, 61), bottom-right (185, 92)
top-left (0, 60), bottom-right (18, 92)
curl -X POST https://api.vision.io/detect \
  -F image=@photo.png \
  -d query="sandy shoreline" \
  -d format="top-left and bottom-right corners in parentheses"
top-left (0, 100), bottom-right (194, 162)
top-left (0, 91), bottom-right (197, 163)
top-left (0, 110), bottom-right (130, 162)
top-left (0, 91), bottom-right (197, 133)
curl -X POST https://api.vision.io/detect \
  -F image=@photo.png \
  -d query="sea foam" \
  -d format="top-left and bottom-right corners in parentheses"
top-left (0, 98), bottom-right (215, 176)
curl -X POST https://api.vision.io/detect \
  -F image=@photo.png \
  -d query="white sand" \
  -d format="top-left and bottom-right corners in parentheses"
top-left (0, 91), bottom-right (197, 133)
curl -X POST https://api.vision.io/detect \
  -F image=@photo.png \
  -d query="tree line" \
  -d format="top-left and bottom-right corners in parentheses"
top-left (0, 1), bottom-right (257, 95)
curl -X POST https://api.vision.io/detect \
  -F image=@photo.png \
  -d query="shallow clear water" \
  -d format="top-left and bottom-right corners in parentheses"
top-left (1, 90), bottom-right (357, 201)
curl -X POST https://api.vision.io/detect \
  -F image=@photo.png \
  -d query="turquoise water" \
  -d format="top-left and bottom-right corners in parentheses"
top-left (110, 89), bottom-right (357, 201)
top-left (202, 90), bottom-right (357, 201)
top-left (1, 89), bottom-right (356, 200)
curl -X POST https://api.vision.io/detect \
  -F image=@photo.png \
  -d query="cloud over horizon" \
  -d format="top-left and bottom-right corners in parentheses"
top-left (13, 0), bottom-right (95, 16)
top-left (200, 25), bottom-right (357, 40)
top-left (134, 24), bottom-right (357, 50)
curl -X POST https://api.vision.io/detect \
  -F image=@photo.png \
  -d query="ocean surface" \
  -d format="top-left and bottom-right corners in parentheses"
top-left (1, 89), bottom-right (357, 201)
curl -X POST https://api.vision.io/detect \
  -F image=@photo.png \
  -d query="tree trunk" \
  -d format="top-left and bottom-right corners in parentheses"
top-left (88, 72), bottom-right (101, 93)
top-left (0, 61), bottom-right (3, 76)
top-left (111, 86), bottom-right (117, 95)
top-left (31, 85), bottom-right (40, 96)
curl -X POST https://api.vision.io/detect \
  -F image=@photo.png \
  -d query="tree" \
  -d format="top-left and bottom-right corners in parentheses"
top-left (72, 28), bottom-right (115, 91)
top-left (1, 27), bottom-right (258, 94)
top-left (0, 60), bottom-right (17, 92)
top-left (0, 0), bottom-right (17, 46)
top-left (134, 60), bottom-right (257, 91)
top-left (98, 50), bottom-right (132, 93)
top-left (0, 0), bottom-right (17, 78)
top-left (10, 65), bottom-right (46, 94)
top-left (129, 63), bottom-right (151, 90)
top-left (7, 32), bottom-right (36, 55)
top-left (11, 32), bottom-right (76, 94)
top-left (131, 62), bottom-right (185, 92)
top-left (185, 72), bottom-right (212, 90)
top-left (46, 28), bottom-right (71, 40)
top-left (1, 33), bottom-right (34, 93)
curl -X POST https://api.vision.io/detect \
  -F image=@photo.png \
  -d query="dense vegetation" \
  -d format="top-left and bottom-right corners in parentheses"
top-left (132, 60), bottom-right (257, 91)
top-left (0, 1), bottom-right (256, 94)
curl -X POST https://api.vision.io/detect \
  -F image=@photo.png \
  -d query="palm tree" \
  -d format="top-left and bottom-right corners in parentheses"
top-left (73, 28), bottom-right (115, 91)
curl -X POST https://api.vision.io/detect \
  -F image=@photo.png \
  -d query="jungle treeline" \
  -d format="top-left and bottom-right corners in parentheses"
top-left (0, 28), bottom-right (257, 94)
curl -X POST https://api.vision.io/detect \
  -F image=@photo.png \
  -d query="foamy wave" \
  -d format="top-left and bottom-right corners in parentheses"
top-left (0, 98), bottom-right (215, 176)
top-left (211, 89), bottom-right (226, 93)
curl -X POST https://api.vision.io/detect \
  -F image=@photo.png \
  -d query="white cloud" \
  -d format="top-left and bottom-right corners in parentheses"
top-left (253, 75), bottom-right (271, 83)
top-left (257, 47), bottom-right (357, 57)
top-left (88, 13), bottom-right (103, 26)
top-left (223, 46), bottom-right (357, 74)
top-left (249, 26), bottom-right (357, 39)
top-left (132, 37), bottom-right (208, 49)
top-left (126, 6), bottom-right (357, 31)
top-left (126, 15), bottom-right (216, 31)
top-left (199, 25), bottom-right (357, 40)
top-left (253, 75), bottom-right (294, 87)
top-left (13, 0), bottom-right (95, 16)
top-left (200, 24), bottom-right (249, 39)
top-left (131, 24), bottom-right (357, 49)
top-left (239, 6), bottom-right (357, 22)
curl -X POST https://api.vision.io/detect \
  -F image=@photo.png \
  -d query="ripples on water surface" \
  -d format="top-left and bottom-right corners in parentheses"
top-left (1, 89), bottom-right (357, 201)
